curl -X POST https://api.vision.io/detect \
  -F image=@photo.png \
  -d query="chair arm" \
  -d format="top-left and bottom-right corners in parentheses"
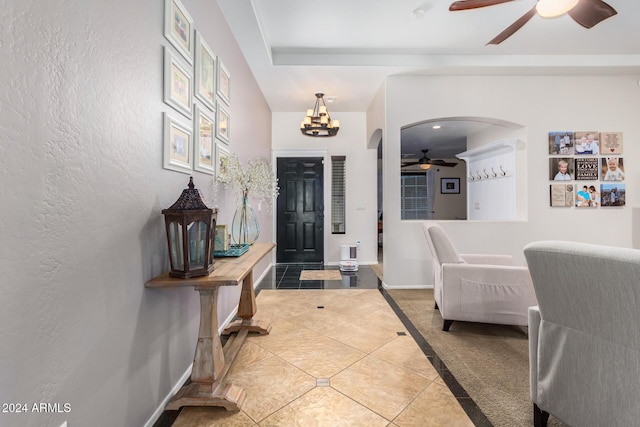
top-left (528, 305), bottom-right (541, 405)
top-left (460, 253), bottom-right (515, 266)
top-left (442, 263), bottom-right (533, 286)
top-left (440, 263), bottom-right (537, 321)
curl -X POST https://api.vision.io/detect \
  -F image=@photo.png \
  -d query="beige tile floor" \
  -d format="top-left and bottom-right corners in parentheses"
top-left (172, 289), bottom-right (474, 426)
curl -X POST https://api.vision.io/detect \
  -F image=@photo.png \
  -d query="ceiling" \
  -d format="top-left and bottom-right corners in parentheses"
top-left (217, 0), bottom-right (640, 157)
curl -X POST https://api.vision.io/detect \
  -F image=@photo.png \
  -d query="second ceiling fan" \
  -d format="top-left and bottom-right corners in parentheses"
top-left (402, 149), bottom-right (458, 170)
top-left (449, 0), bottom-right (617, 45)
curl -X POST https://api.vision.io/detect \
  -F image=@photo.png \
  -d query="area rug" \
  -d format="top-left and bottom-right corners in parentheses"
top-left (386, 288), bottom-right (565, 427)
top-left (299, 270), bottom-right (342, 281)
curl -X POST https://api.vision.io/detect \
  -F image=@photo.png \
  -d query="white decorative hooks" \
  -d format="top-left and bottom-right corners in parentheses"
top-left (468, 164), bottom-right (510, 183)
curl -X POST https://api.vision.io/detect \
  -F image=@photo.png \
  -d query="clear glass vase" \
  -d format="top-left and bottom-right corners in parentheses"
top-left (231, 195), bottom-right (260, 245)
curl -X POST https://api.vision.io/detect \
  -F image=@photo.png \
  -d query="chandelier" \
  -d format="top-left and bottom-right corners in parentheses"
top-left (300, 93), bottom-right (340, 137)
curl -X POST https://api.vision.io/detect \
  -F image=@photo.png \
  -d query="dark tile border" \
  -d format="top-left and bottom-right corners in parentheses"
top-left (378, 283), bottom-right (493, 427)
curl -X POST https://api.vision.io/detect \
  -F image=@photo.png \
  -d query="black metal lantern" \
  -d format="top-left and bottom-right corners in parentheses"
top-left (162, 177), bottom-right (218, 278)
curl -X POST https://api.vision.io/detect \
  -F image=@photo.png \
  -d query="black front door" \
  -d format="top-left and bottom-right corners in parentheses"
top-left (276, 157), bottom-right (324, 263)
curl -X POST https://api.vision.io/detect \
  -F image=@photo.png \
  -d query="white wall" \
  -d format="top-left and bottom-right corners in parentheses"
top-left (272, 112), bottom-right (378, 264)
top-left (0, 1), bottom-right (272, 426)
top-left (367, 82), bottom-right (386, 147)
top-left (432, 161), bottom-right (467, 220)
top-left (383, 75), bottom-right (640, 289)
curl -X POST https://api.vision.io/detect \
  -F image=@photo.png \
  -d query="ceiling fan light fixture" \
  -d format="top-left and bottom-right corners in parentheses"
top-left (535, 0), bottom-right (579, 18)
top-left (419, 163), bottom-right (431, 170)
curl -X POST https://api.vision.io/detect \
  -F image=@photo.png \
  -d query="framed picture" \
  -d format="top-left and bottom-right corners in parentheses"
top-left (216, 59), bottom-right (231, 106)
top-left (194, 31), bottom-right (216, 111)
top-left (164, 47), bottom-right (193, 119)
top-left (600, 131), bottom-right (623, 154)
top-left (549, 157), bottom-right (574, 181)
top-left (214, 224), bottom-right (229, 251)
top-left (548, 131), bottom-right (574, 155)
top-left (163, 112), bottom-right (193, 174)
top-left (441, 178), bottom-right (460, 194)
top-left (601, 157), bottom-right (625, 181)
top-left (600, 183), bottom-right (625, 207)
top-left (164, 0), bottom-right (194, 64)
top-left (216, 142), bottom-right (230, 176)
top-left (216, 102), bottom-right (230, 144)
top-left (549, 184), bottom-right (574, 207)
top-left (574, 131), bottom-right (600, 155)
top-left (194, 104), bottom-right (215, 175)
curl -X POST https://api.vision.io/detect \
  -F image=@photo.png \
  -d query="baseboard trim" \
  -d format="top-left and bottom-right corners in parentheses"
top-left (381, 283), bottom-right (432, 290)
top-left (143, 363), bottom-right (192, 427)
top-left (325, 261), bottom-right (378, 266)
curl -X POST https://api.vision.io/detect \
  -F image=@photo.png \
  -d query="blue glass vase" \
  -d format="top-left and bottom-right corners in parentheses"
top-left (231, 195), bottom-right (260, 245)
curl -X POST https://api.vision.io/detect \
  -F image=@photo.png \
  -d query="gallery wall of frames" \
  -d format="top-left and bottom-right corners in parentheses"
top-left (548, 131), bottom-right (625, 208)
top-left (162, 0), bottom-right (231, 177)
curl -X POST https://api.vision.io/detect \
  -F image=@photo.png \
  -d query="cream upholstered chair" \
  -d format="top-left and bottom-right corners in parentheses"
top-left (524, 241), bottom-right (640, 427)
top-left (423, 222), bottom-right (536, 331)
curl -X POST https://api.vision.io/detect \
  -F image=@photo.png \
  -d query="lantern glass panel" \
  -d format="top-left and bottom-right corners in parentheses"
top-left (168, 221), bottom-right (184, 271)
top-left (187, 220), bottom-right (208, 269)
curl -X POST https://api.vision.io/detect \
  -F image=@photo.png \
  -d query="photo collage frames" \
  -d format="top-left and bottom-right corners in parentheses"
top-left (162, 0), bottom-right (231, 176)
top-left (548, 131), bottom-right (625, 208)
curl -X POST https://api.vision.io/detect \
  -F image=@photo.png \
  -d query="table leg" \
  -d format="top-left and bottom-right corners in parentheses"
top-left (166, 288), bottom-right (246, 411)
top-left (223, 270), bottom-right (271, 335)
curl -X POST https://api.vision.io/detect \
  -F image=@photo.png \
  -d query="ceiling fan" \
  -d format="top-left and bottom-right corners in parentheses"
top-left (449, 0), bottom-right (617, 45)
top-left (402, 149), bottom-right (458, 170)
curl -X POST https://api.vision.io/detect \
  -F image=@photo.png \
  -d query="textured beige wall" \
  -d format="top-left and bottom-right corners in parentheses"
top-left (0, 1), bottom-right (271, 426)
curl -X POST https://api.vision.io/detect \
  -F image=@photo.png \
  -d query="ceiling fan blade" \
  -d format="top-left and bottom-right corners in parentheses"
top-left (486, 6), bottom-right (537, 45)
top-left (429, 160), bottom-right (458, 167)
top-left (568, 0), bottom-right (617, 29)
top-left (449, 0), bottom-right (516, 11)
top-left (401, 161), bottom-right (419, 167)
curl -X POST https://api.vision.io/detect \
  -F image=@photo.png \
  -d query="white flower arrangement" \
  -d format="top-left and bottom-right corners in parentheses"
top-left (213, 153), bottom-right (279, 209)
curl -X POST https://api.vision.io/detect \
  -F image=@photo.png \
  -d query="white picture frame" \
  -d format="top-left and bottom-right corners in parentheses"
top-left (163, 46), bottom-right (193, 119)
top-left (164, 0), bottom-right (194, 64)
top-left (194, 104), bottom-right (216, 175)
top-left (216, 58), bottom-right (231, 106)
top-left (215, 142), bottom-right (230, 176)
top-left (194, 31), bottom-right (217, 112)
top-left (216, 102), bottom-right (230, 144)
top-left (163, 112), bottom-right (193, 174)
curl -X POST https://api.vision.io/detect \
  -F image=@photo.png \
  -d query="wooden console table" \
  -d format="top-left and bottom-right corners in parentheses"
top-left (145, 242), bottom-right (275, 411)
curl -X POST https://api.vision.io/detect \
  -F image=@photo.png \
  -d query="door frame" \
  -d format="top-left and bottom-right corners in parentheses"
top-left (272, 149), bottom-right (328, 264)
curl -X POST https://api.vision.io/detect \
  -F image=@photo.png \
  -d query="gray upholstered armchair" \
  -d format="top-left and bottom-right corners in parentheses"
top-left (524, 241), bottom-right (640, 427)
top-left (423, 222), bottom-right (536, 331)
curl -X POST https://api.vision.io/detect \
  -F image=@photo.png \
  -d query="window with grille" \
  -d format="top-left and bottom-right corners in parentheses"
top-left (331, 156), bottom-right (346, 234)
top-left (401, 173), bottom-right (430, 220)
